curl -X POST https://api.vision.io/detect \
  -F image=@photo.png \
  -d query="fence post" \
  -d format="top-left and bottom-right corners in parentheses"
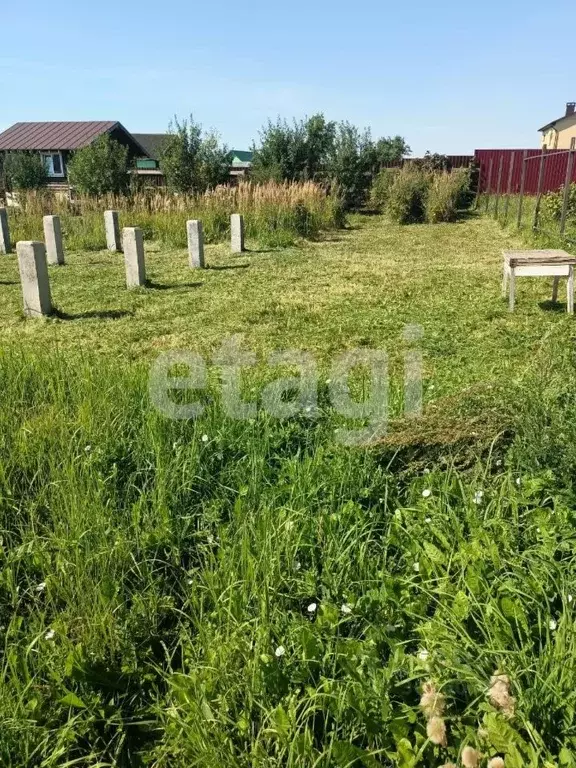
top-left (16, 241), bottom-right (53, 317)
top-left (517, 150), bottom-right (528, 229)
top-left (0, 207), bottom-right (11, 254)
top-left (503, 152), bottom-right (516, 225)
top-left (494, 156), bottom-right (504, 219)
top-left (484, 158), bottom-right (494, 213)
top-left (560, 138), bottom-right (576, 238)
top-left (533, 145), bottom-right (547, 231)
top-left (473, 160), bottom-right (482, 210)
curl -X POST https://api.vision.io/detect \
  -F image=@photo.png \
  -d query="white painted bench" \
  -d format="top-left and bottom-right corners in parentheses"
top-left (502, 250), bottom-right (576, 313)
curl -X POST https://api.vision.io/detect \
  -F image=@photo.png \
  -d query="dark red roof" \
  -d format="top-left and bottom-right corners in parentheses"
top-left (0, 121), bottom-right (119, 150)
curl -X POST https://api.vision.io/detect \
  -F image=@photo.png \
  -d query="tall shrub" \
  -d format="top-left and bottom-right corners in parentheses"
top-left (251, 114), bottom-right (409, 210)
top-left (387, 168), bottom-right (429, 224)
top-left (425, 173), bottom-right (460, 223)
top-left (67, 135), bottom-right (130, 196)
top-left (327, 122), bottom-right (377, 209)
top-left (369, 168), bottom-right (399, 211)
top-left (160, 115), bottom-right (229, 193)
top-left (251, 114), bottom-right (335, 183)
top-left (4, 152), bottom-right (48, 190)
top-left (374, 136), bottom-right (411, 166)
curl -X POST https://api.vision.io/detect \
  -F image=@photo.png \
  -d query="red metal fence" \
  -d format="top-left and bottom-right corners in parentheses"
top-left (475, 149), bottom-right (576, 195)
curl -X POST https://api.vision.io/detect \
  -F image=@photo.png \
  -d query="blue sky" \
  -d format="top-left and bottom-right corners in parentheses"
top-left (2, 0), bottom-right (574, 155)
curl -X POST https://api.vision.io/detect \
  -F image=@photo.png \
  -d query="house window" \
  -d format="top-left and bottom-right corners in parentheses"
top-left (41, 152), bottom-right (64, 177)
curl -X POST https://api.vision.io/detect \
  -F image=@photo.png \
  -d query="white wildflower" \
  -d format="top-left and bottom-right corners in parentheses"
top-left (341, 603), bottom-right (353, 615)
top-left (568, 594), bottom-right (573, 603)
top-left (274, 645), bottom-right (286, 657)
top-left (423, 468), bottom-right (431, 474)
top-left (549, 619), bottom-right (557, 631)
top-left (201, 434), bottom-right (209, 443)
top-left (413, 562), bottom-right (420, 573)
top-left (422, 489), bottom-right (431, 498)
top-left (516, 477), bottom-right (521, 486)
top-left (35, 582), bottom-right (46, 593)
top-left (496, 459), bottom-right (502, 467)
top-left (44, 629), bottom-right (55, 641)
top-left (427, 716), bottom-right (447, 746)
top-left (473, 490), bottom-right (484, 505)
top-left (418, 648), bottom-right (429, 662)
top-left (461, 746), bottom-right (481, 768)
top-left (425, 517), bottom-right (432, 523)
top-left (307, 602), bottom-right (317, 614)
top-left (84, 444), bottom-right (92, 452)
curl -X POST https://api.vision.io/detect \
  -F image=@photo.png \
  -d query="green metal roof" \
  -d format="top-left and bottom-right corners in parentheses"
top-left (229, 149), bottom-right (253, 165)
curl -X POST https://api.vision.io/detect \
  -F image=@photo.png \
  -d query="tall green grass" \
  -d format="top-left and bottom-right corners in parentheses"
top-left (2, 348), bottom-right (576, 766)
top-left (375, 167), bottom-right (472, 225)
top-left (479, 191), bottom-right (576, 249)
top-left (7, 182), bottom-right (345, 251)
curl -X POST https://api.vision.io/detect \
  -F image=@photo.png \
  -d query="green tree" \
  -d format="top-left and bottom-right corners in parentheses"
top-left (251, 114), bottom-right (335, 183)
top-left (159, 115), bottom-right (229, 193)
top-left (327, 122), bottom-right (377, 209)
top-left (3, 152), bottom-right (48, 190)
top-left (374, 135), bottom-right (411, 167)
top-left (251, 113), bottom-right (409, 208)
top-left (302, 114), bottom-right (336, 180)
top-left (251, 117), bottom-right (306, 182)
top-left (67, 135), bottom-right (130, 195)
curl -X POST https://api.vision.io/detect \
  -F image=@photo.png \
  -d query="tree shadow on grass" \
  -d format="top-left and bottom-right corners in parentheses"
top-left (539, 300), bottom-right (567, 313)
top-left (53, 308), bottom-right (133, 321)
top-left (0, 280), bottom-right (17, 285)
top-left (145, 280), bottom-right (203, 291)
top-left (207, 263), bottom-right (250, 271)
top-left (243, 247), bottom-right (278, 254)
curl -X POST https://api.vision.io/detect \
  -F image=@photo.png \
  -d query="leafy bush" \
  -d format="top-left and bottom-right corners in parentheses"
top-left (425, 170), bottom-right (472, 223)
top-left (412, 151), bottom-right (451, 172)
top-left (3, 152), bottom-right (48, 190)
top-left (159, 115), bottom-right (229, 193)
top-left (326, 122), bottom-right (379, 209)
top-left (386, 168), bottom-right (430, 223)
top-left (369, 168), bottom-right (399, 211)
top-left (67, 135), bottom-right (130, 196)
top-left (251, 114), bottom-right (336, 183)
top-left (542, 183), bottom-right (576, 222)
top-left (251, 113), bottom-right (409, 209)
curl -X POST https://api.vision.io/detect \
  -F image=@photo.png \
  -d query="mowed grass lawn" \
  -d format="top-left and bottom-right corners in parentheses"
top-left (0, 214), bottom-right (574, 398)
top-left (2, 214), bottom-right (576, 767)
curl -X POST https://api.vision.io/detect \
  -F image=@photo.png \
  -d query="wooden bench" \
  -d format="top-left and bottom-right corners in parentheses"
top-left (502, 250), bottom-right (576, 313)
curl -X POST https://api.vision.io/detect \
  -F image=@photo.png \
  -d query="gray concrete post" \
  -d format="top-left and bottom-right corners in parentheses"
top-left (231, 213), bottom-right (245, 253)
top-left (43, 215), bottom-right (65, 265)
top-left (16, 241), bottom-right (53, 317)
top-left (105, 210), bottom-right (121, 252)
top-left (0, 207), bottom-right (11, 254)
top-left (187, 219), bottom-right (205, 268)
top-left (123, 227), bottom-right (146, 288)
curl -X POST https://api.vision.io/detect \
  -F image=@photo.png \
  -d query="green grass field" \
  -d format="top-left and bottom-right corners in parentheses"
top-left (2, 214), bottom-right (576, 767)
